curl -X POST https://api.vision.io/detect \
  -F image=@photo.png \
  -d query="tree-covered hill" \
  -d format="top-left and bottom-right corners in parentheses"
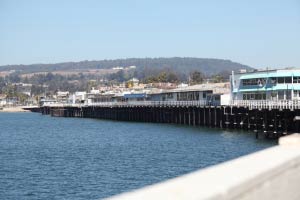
top-left (0, 57), bottom-right (252, 76)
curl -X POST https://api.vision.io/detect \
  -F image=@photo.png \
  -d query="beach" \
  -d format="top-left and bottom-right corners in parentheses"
top-left (0, 106), bottom-right (30, 112)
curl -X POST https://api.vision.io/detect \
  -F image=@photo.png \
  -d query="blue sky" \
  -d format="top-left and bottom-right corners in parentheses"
top-left (0, 0), bottom-right (299, 68)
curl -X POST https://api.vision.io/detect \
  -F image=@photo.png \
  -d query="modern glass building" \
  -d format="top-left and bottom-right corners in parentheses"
top-left (230, 69), bottom-right (300, 101)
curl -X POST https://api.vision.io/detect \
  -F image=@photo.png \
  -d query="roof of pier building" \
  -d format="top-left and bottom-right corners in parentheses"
top-left (148, 88), bottom-right (213, 95)
top-left (234, 68), bottom-right (300, 79)
top-left (147, 83), bottom-right (230, 95)
top-left (124, 93), bottom-right (147, 99)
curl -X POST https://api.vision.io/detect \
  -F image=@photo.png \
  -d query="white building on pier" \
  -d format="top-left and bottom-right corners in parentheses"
top-left (231, 68), bottom-right (300, 101)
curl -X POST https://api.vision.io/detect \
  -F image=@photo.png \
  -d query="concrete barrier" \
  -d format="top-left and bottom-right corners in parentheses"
top-left (106, 134), bottom-right (300, 200)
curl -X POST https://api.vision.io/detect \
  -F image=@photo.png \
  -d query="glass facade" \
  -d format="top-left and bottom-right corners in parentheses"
top-left (232, 70), bottom-right (300, 101)
top-left (242, 93), bottom-right (266, 100)
top-left (242, 78), bottom-right (266, 86)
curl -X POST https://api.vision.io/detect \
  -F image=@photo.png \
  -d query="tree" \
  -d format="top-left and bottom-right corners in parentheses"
top-left (31, 85), bottom-right (45, 96)
top-left (4, 84), bottom-right (17, 98)
top-left (45, 73), bottom-right (55, 82)
top-left (7, 73), bottom-right (21, 83)
top-left (167, 71), bottom-right (179, 83)
top-left (157, 72), bottom-right (167, 82)
top-left (211, 75), bottom-right (224, 83)
top-left (143, 76), bottom-right (158, 83)
top-left (190, 70), bottom-right (204, 85)
top-left (22, 76), bottom-right (29, 83)
top-left (0, 77), bottom-right (6, 92)
top-left (108, 70), bottom-right (125, 82)
top-left (218, 70), bottom-right (231, 81)
top-left (126, 81), bottom-right (134, 88)
top-left (16, 93), bottom-right (29, 104)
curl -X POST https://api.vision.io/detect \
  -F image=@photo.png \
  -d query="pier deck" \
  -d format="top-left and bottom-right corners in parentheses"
top-left (31, 100), bottom-right (300, 138)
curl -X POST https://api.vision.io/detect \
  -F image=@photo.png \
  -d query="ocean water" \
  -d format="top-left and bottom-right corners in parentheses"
top-left (0, 112), bottom-right (276, 199)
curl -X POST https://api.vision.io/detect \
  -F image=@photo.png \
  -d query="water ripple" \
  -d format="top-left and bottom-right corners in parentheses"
top-left (0, 113), bottom-right (276, 199)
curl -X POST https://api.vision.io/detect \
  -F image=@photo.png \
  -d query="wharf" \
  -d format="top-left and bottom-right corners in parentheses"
top-left (28, 100), bottom-right (300, 139)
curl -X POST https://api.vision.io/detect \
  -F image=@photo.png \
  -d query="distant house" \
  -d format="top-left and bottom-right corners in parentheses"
top-left (127, 78), bottom-right (139, 88)
top-left (0, 94), bottom-right (7, 106)
top-left (70, 91), bottom-right (86, 104)
top-left (128, 65), bottom-right (136, 69)
top-left (0, 94), bottom-right (20, 106)
top-left (90, 87), bottom-right (100, 94)
top-left (24, 96), bottom-right (37, 106)
top-left (39, 98), bottom-right (57, 106)
top-left (112, 66), bottom-right (124, 70)
top-left (12, 83), bottom-right (32, 96)
top-left (56, 91), bottom-right (69, 103)
top-left (150, 82), bottom-right (177, 89)
top-left (5, 97), bottom-right (18, 106)
top-left (177, 83), bottom-right (189, 88)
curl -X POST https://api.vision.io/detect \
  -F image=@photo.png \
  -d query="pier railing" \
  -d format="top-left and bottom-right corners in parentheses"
top-left (44, 99), bottom-right (300, 110)
top-left (44, 100), bottom-right (218, 108)
top-left (230, 100), bottom-right (300, 110)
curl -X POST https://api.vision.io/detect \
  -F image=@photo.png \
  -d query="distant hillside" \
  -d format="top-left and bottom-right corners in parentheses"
top-left (0, 57), bottom-right (252, 76)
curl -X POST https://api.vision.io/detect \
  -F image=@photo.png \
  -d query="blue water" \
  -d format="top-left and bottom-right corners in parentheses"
top-left (0, 112), bottom-right (276, 199)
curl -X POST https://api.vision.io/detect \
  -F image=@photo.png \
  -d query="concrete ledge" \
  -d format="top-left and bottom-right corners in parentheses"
top-left (279, 133), bottom-right (300, 147)
top-left (106, 134), bottom-right (300, 200)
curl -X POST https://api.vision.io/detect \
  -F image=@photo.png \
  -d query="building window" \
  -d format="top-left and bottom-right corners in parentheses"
top-left (286, 91), bottom-right (292, 100)
top-left (271, 92), bottom-right (277, 100)
top-left (294, 77), bottom-right (300, 84)
top-left (242, 78), bottom-right (266, 86)
top-left (166, 93), bottom-right (173, 99)
top-left (285, 77), bottom-right (292, 83)
top-left (276, 77), bottom-right (292, 84)
top-left (243, 94), bottom-right (247, 100)
top-left (278, 77), bottom-right (285, 84)
top-left (293, 77), bottom-right (297, 83)
top-left (294, 91), bottom-right (298, 98)
top-left (255, 93), bottom-right (261, 100)
top-left (271, 77), bottom-right (277, 84)
top-left (242, 93), bottom-right (266, 100)
top-left (278, 91), bottom-right (284, 100)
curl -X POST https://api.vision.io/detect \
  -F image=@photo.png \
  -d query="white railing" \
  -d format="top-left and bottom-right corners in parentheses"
top-left (230, 100), bottom-right (300, 110)
top-left (42, 100), bottom-right (300, 110)
top-left (87, 100), bottom-right (210, 107)
top-left (45, 103), bottom-right (83, 108)
top-left (44, 100), bottom-right (217, 108)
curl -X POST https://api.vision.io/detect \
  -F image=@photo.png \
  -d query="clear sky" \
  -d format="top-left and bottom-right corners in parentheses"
top-left (0, 0), bottom-right (299, 68)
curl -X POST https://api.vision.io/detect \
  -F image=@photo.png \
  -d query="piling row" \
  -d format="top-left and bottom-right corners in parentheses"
top-left (34, 105), bottom-right (300, 138)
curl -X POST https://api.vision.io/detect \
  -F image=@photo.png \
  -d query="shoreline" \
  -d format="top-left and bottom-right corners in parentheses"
top-left (0, 107), bottom-right (30, 113)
